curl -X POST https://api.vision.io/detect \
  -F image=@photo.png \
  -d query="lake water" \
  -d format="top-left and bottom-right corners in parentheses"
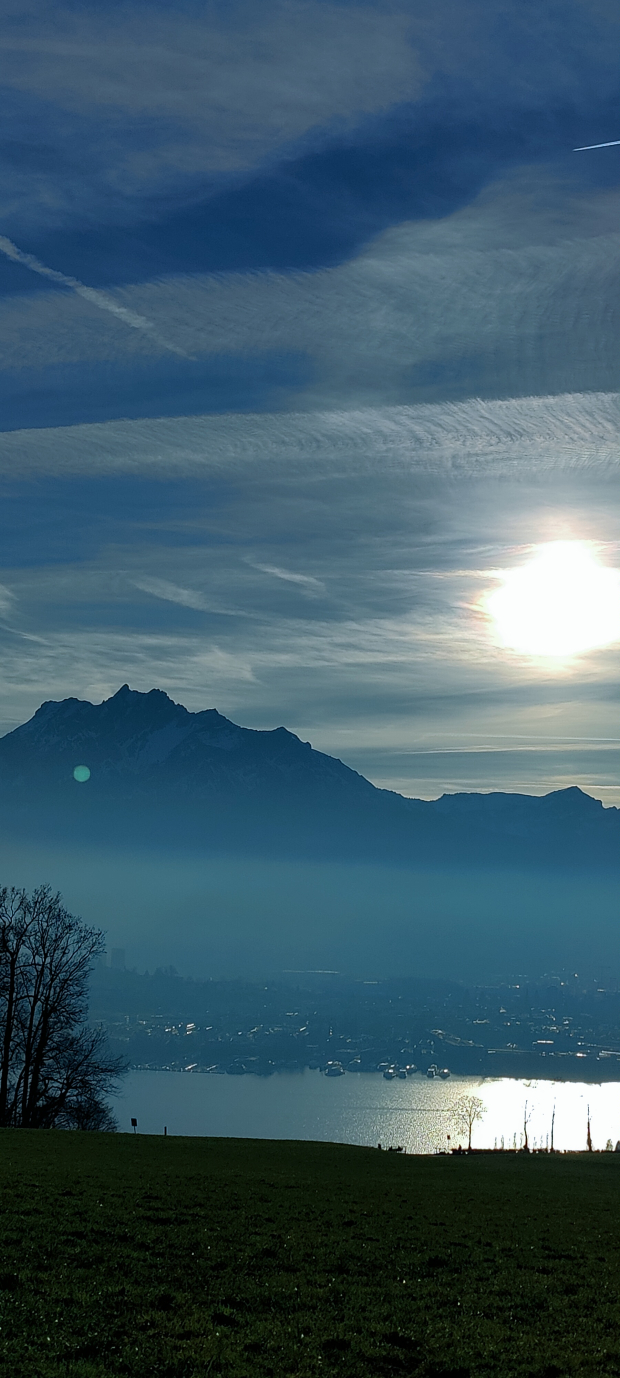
top-left (112, 1070), bottom-right (620, 1154)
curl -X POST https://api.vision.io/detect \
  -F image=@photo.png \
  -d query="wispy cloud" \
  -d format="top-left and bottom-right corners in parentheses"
top-left (133, 577), bottom-right (216, 611)
top-left (1, 0), bottom-right (618, 237)
top-left (108, 175), bottom-right (620, 408)
top-left (0, 236), bottom-right (190, 357)
top-left (1, 389), bottom-right (618, 479)
top-left (0, 2), bottom-right (421, 165)
top-left (0, 585), bottom-right (15, 617)
top-left (249, 562), bottom-right (325, 594)
top-left (2, 170), bottom-right (619, 411)
top-left (0, 1), bottom-right (421, 232)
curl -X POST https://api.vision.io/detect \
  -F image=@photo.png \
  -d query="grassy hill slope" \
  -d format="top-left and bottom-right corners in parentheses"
top-left (0, 1132), bottom-right (619, 1376)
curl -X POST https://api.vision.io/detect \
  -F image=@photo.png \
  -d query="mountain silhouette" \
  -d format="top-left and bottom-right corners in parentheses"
top-left (0, 686), bottom-right (616, 869)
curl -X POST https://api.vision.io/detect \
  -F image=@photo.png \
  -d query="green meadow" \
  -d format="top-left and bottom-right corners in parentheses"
top-left (1, 1132), bottom-right (619, 1377)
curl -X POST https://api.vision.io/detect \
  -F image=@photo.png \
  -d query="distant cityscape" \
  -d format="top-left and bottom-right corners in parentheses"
top-left (92, 960), bottom-right (620, 1082)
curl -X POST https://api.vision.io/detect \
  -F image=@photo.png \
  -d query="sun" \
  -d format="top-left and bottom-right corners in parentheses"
top-left (485, 541), bottom-right (620, 658)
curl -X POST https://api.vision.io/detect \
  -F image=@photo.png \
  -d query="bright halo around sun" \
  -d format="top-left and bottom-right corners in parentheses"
top-left (486, 541), bottom-right (620, 658)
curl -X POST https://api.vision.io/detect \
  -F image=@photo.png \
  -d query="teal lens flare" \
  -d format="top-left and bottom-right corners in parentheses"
top-left (73, 765), bottom-right (91, 783)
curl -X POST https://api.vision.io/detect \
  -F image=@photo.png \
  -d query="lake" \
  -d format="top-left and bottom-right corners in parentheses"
top-left (112, 1070), bottom-right (620, 1154)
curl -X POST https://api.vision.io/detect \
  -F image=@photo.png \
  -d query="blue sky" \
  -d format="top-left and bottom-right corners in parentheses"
top-left (1, 0), bottom-right (619, 801)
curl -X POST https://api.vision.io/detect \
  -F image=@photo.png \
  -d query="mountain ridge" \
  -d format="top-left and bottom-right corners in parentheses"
top-left (0, 686), bottom-right (616, 868)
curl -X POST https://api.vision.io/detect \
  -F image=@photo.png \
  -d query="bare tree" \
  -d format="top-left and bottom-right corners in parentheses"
top-left (0, 886), bottom-right (125, 1129)
top-left (454, 1095), bottom-right (485, 1150)
top-left (523, 1099), bottom-right (531, 1152)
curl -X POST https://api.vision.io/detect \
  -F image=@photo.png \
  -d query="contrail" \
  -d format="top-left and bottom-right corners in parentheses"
top-left (574, 139), bottom-right (620, 150)
top-left (0, 234), bottom-right (190, 358)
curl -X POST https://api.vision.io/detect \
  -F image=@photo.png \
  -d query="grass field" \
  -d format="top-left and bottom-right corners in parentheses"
top-left (1, 1133), bottom-right (619, 1377)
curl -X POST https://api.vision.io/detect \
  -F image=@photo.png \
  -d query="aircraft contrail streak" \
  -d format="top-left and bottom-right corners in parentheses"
top-left (574, 140), bottom-right (620, 150)
top-left (0, 234), bottom-right (191, 358)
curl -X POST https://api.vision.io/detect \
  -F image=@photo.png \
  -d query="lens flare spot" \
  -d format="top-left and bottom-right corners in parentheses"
top-left (73, 765), bottom-right (91, 783)
top-left (485, 541), bottom-right (620, 658)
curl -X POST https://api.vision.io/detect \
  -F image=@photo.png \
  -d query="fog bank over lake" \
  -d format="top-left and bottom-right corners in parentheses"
top-left (0, 833), bottom-right (618, 983)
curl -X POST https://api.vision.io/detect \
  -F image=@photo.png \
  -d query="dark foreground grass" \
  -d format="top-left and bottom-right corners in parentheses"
top-left (0, 1134), bottom-right (619, 1378)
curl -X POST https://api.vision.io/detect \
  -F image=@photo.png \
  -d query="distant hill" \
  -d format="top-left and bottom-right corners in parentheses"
top-left (0, 686), bottom-right (617, 869)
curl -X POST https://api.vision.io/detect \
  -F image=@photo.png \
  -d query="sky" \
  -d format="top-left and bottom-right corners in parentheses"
top-left (1, 0), bottom-right (620, 805)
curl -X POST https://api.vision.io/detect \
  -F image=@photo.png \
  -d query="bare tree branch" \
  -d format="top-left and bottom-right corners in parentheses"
top-left (0, 885), bottom-right (126, 1129)
top-left (453, 1095), bottom-right (485, 1151)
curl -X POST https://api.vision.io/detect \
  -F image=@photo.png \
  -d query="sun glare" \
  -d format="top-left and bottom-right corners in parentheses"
top-left (486, 541), bottom-right (620, 658)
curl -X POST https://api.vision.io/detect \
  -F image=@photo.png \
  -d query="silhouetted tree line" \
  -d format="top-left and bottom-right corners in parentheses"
top-left (0, 886), bottom-right (125, 1129)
